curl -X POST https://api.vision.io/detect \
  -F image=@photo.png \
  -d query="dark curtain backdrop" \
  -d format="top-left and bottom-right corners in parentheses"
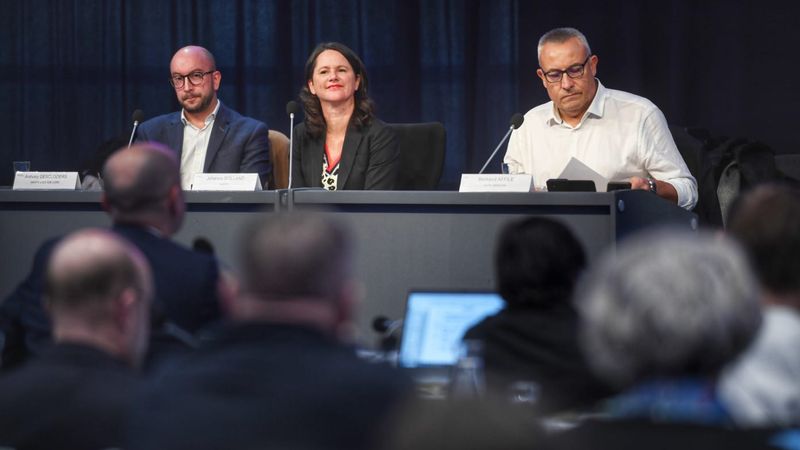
top-left (2, 0), bottom-right (798, 188)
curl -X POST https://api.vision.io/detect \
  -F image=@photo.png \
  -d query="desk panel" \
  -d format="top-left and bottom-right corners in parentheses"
top-left (1, 189), bottom-right (695, 348)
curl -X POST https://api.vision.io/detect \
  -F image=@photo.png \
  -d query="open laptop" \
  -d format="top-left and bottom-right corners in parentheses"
top-left (397, 290), bottom-right (504, 372)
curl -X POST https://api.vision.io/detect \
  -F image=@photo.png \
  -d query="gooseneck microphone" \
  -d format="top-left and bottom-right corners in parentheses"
top-left (372, 315), bottom-right (403, 352)
top-left (286, 101), bottom-right (301, 189)
top-left (372, 315), bottom-right (402, 335)
top-left (127, 109), bottom-right (145, 148)
top-left (478, 113), bottom-right (525, 174)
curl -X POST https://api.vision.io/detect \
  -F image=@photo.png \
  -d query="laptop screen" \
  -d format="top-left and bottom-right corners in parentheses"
top-left (398, 291), bottom-right (504, 368)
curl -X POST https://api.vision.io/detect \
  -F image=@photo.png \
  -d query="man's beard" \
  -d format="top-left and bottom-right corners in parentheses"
top-left (182, 93), bottom-right (213, 113)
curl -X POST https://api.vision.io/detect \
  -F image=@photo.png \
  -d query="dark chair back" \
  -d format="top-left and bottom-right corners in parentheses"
top-left (389, 122), bottom-right (446, 190)
top-left (669, 125), bottom-right (708, 181)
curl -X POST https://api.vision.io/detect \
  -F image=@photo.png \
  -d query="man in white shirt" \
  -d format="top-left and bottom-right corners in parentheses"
top-left (503, 28), bottom-right (697, 210)
top-left (137, 46), bottom-right (271, 189)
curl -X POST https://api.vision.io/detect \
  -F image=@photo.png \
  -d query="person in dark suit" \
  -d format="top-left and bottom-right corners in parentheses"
top-left (462, 217), bottom-right (610, 414)
top-left (136, 45), bottom-right (271, 189)
top-left (292, 42), bottom-right (399, 190)
top-left (0, 228), bottom-right (152, 449)
top-left (127, 212), bottom-right (412, 450)
top-left (0, 143), bottom-right (222, 368)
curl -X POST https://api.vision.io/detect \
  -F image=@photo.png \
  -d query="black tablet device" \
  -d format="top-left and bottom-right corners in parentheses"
top-left (545, 178), bottom-right (597, 192)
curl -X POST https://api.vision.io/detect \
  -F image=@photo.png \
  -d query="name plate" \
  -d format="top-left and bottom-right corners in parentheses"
top-left (458, 174), bottom-right (534, 192)
top-left (190, 173), bottom-right (262, 191)
top-left (13, 172), bottom-right (80, 190)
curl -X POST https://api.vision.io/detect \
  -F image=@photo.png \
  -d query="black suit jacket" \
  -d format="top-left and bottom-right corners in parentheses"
top-left (292, 119), bottom-right (399, 190)
top-left (464, 302), bottom-right (612, 414)
top-left (136, 102), bottom-right (271, 186)
top-left (127, 322), bottom-right (412, 450)
top-left (0, 343), bottom-right (139, 450)
top-left (0, 223), bottom-right (221, 368)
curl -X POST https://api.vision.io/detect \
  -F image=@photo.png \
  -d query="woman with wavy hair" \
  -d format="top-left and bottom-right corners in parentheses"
top-left (293, 42), bottom-right (399, 190)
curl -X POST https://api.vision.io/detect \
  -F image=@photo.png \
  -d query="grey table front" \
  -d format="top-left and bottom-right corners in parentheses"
top-left (0, 189), bottom-right (695, 347)
top-left (290, 189), bottom-right (695, 344)
top-left (0, 189), bottom-right (280, 298)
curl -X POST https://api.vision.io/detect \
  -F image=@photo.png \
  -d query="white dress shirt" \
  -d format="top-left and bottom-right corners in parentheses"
top-left (720, 306), bottom-right (800, 427)
top-left (503, 81), bottom-right (697, 210)
top-left (180, 99), bottom-right (221, 190)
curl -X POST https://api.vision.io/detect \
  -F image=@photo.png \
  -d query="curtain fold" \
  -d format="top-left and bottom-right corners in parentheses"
top-left (1, 0), bottom-right (798, 187)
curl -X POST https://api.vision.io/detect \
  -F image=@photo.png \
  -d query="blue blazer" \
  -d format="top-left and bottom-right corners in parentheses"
top-left (136, 102), bottom-right (271, 186)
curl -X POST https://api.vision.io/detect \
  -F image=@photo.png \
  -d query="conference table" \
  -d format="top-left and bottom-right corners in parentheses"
top-left (0, 188), bottom-right (697, 347)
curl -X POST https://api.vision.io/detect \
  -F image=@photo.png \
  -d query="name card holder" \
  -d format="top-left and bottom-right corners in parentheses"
top-left (13, 172), bottom-right (80, 190)
top-left (458, 174), bottom-right (534, 193)
top-left (190, 173), bottom-right (263, 191)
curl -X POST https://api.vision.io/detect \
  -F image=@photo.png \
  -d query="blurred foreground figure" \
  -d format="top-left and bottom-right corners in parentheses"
top-left (0, 229), bottom-right (152, 449)
top-left (462, 216), bottom-right (610, 413)
top-left (721, 184), bottom-right (800, 427)
top-left (542, 230), bottom-right (779, 450)
top-left (127, 212), bottom-right (411, 450)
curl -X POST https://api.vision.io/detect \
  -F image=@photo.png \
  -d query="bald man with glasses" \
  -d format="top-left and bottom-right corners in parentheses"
top-left (503, 28), bottom-right (697, 210)
top-left (136, 45), bottom-right (271, 189)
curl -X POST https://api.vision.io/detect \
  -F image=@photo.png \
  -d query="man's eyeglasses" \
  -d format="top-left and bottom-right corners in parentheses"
top-left (169, 70), bottom-right (215, 88)
top-left (541, 56), bottom-right (592, 83)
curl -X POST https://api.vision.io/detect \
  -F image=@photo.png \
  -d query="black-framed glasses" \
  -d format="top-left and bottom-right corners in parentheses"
top-left (169, 70), bottom-right (215, 88)
top-left (541, 55), bottom-right (592, 83)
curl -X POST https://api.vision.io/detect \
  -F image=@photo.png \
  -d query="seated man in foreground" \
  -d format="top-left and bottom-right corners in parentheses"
top-left (503, 27), bottom-right (697, 209)
top-left (127, 212), bottom-right (411, 450)
top-left (0, 229), bottom-right (152, 449)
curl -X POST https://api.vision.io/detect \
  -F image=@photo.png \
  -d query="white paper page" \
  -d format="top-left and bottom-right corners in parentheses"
top-left (557, 157), bottom-right (608, 192)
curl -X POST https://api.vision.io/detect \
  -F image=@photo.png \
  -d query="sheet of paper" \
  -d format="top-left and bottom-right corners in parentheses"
top-left (557, 157), bottom-right (608, 192)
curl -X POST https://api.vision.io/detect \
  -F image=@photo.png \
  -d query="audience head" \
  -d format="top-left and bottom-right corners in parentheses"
top-left (101, 142), bottom-right (184, 236)
top-left (45, 228), bottom-right (153, 367)
top-left (727, 183), bottom-right (800, 304)
top-left (495, 217), bottom-right (586, 308)
top-left (235, 212), bottom-right (356, 336)
top-left (299, 42), bottom-right (375, 139)
top-left (169, 45), bottom-right (220, 117)
top-left (575, 230), bottom-right (761, 388)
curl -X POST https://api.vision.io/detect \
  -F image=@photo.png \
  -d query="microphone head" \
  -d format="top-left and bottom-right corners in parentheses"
top-left (372, 316), bottom-right (391, 333)
top-left (510, 113), bottom-right (524, 129)
top-left (132, 109), bottom-right (145, 123)
top-left (192, 237), bottom-right (214, 255)
top-left (286, 101), bottom-right (301, 116)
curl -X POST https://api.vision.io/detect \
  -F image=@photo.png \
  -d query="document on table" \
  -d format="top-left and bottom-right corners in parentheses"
top-left (558, 157), bottom-right (608, 192)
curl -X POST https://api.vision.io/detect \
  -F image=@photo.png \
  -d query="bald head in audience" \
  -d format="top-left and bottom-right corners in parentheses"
top-left (101, 142), bottom-right (185, 236)
top-left (232, 212), bottom-right (357, 338)
top-left (45, 228), bottom-right (153, 367)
